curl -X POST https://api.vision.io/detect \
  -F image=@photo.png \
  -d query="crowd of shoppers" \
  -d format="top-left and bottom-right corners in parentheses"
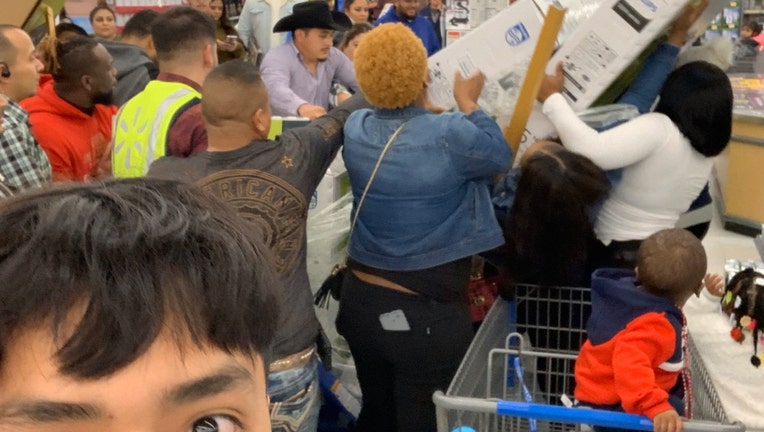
top-left (0, 1), bottom-right (736, 432)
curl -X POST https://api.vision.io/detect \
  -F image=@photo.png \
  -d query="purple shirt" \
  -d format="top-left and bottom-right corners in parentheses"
top-left (261, 41), bottom-right (359, 116)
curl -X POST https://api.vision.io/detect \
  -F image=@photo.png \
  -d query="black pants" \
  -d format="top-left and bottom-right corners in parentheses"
top-left (336, 271), bottom-right (473, 432)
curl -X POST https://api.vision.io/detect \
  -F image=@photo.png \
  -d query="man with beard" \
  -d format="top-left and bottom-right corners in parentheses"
top-left (376, 0), bottom-right (440, 55)
top-left (21, 36), bottom-right (117, 182)
top-left (261, 1), bottom-right (358, 120)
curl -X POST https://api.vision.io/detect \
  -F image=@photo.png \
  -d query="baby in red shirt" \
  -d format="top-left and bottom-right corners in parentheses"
top-left (575, 228), bottom-right (707, 432)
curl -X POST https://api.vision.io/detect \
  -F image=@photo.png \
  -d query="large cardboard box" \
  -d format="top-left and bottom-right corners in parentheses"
top-left (515, 0), bottom-right (726, 160)
top-left (427, 0), bottom-right (544, 119)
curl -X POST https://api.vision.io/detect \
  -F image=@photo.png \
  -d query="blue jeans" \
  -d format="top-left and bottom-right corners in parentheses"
top-left (268, 355), bottom-right (321, 432)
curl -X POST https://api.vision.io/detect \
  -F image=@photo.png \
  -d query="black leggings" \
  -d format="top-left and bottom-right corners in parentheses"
top-left (336, 271), bottom-right (473, 432)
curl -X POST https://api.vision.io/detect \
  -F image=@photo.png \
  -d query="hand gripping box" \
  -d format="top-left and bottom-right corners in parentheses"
top-left (516, 0), bottom-right (699, 160)
top-left (428, 0), bottom-right (544, 120)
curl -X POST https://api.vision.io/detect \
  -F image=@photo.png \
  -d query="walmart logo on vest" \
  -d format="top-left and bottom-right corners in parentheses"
top-left (505, 22), bottom-right (530, 47)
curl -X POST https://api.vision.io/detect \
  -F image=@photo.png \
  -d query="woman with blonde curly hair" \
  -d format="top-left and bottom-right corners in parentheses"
top-left (335, 23), bottom-right (511, 432)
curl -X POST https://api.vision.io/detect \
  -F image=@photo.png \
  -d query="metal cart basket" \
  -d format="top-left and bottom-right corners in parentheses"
top-left (434, 284), bottom-right (746, 432)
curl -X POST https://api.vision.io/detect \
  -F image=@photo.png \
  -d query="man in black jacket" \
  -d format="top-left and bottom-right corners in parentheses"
top-left (149, 60), bottom-right (369, 432)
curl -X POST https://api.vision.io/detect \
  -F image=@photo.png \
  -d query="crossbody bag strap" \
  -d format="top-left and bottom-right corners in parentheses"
top-left (349, 122), bottom-right (407, 239)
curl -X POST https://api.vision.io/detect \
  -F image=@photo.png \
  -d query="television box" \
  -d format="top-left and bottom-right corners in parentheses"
top-left (515, 0), bottom-right (725, 160)
top-left (428, 0), bottom-right (544, 119)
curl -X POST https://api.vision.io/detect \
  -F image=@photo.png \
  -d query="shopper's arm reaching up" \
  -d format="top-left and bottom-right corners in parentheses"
top-left (453, 70), bottom-right (484, 115)
top-left (538, 64), bottom-right (667, 171)
top-left (447, 70), bottom-right (512, 178)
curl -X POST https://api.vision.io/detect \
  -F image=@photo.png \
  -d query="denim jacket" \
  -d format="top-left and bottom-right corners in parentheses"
top-left (342, 106), bottom-right (511, 271)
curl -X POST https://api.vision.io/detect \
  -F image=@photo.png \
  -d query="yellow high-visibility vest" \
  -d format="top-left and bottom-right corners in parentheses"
top-left (112, 81), bottom-right (201, 178)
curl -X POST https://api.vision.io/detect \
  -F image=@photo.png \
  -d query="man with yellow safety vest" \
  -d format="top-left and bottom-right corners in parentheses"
top-left (112, 6), bottom-right (217, 178)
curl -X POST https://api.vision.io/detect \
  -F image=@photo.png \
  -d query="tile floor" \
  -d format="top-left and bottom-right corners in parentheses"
top-left (702, 189), bottom-right (761, 275)
top-left (685, 179), bottom-right (763, 431)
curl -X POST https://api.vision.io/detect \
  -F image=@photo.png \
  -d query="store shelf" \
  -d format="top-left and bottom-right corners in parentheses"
top-left (743, 9), bottom-right (764, 13)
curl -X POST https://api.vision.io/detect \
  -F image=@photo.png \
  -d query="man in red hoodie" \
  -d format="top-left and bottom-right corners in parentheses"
top-left (21, 36), bottom-right (117, 182)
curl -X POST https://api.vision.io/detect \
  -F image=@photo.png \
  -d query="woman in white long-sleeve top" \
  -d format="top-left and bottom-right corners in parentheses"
top-left (538, 61), bottom-right (732, 268)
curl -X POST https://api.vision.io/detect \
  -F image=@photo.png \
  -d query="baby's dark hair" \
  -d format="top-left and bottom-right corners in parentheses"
top-left (637, 228), bottom-right (706, 303)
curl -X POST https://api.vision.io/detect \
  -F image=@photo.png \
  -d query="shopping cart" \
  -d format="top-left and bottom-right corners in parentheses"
top-left (434, 284), bottom-right (746, 432)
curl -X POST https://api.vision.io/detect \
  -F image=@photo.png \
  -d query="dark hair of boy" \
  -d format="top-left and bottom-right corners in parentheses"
top-left (0, 178), bottom-right (279, 379)
top-left (637, 228), bottom-right (706, 304)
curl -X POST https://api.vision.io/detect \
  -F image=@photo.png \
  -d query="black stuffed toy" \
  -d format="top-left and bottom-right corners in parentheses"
top-left (721, 268), bottom-right (764, 367)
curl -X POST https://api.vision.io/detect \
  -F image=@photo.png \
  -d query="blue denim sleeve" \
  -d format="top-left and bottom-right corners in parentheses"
top-left (491, 167), bottom-right (522, 209)
top-left (445, 110), bottom-right (512, 180)
top-left (617, 43), bottom-right (679, 114)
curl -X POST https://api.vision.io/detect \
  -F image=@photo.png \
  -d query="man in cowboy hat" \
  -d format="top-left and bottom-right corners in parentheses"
top-left (261, 1), bottom-right (359, 120)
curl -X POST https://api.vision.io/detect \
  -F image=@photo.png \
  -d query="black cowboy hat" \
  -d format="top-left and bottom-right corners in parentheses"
top-left (273, 1), bottom-right (352, 33)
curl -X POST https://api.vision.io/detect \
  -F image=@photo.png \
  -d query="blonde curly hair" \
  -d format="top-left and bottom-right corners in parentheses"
top-left (353, 23), bottom-right (427, 109)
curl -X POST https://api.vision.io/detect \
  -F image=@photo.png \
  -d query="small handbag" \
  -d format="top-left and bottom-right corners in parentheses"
top-left (467, 256), bottom-right (499, 323)
top-left (314, 123), bottom-right (408, 308)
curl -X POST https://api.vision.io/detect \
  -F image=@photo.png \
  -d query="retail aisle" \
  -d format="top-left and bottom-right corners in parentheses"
top-left (684, 175), bottom-right (763, 431)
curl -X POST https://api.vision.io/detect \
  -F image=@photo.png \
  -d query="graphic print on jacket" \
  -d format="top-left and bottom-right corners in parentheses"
top-left (199, 169), bottom-right (306, 275)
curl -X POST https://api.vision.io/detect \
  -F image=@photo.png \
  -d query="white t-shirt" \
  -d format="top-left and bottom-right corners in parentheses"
top-left (542, 93), bottom-right (713, 244)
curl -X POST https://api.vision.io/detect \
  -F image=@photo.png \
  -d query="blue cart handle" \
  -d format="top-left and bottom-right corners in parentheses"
top-left (433, 392), bottom-right (746, 432)
top-left (497, 401), bottom-right (653, 430)
top-left (495, 401), bottom-right (745, 432)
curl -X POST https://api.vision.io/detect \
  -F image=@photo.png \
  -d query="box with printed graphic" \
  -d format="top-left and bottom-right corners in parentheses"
top-left (445, 0), bottom-right (475, 29)
top-left (515, 0), bottom-right (729, 160)
top-left (428, 0), bottom-right (544, 117)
